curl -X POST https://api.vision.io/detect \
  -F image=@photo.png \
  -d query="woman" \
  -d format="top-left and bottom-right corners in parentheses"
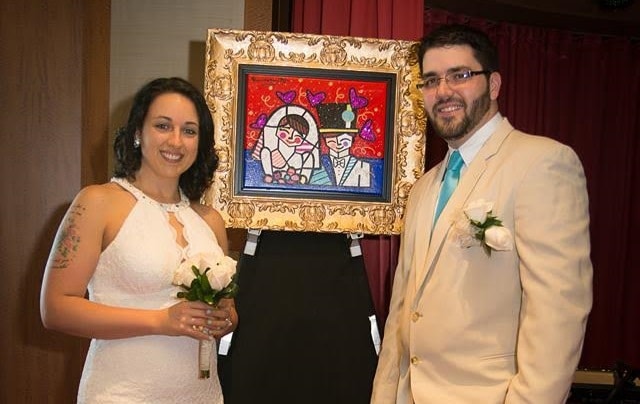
top-left (40, 77), bottom-right (236, 403)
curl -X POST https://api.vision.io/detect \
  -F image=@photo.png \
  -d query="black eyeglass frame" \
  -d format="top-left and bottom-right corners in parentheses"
top-left (416, 70), bottom-right (492, 91)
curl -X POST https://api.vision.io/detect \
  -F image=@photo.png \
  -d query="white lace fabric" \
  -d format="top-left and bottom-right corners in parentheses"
top-left (77, 178), bottom-right (224, 403)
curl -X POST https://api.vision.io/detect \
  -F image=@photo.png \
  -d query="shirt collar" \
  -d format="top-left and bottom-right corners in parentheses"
top-left (450, 112), bottom-right (503, 167)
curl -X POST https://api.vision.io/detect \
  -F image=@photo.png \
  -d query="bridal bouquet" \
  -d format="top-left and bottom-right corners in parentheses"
top-left (173, 252), bottom-right (238, 378)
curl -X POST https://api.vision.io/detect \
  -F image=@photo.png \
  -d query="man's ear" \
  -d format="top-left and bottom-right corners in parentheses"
top-left (489, 72), bottom-right (502, 100)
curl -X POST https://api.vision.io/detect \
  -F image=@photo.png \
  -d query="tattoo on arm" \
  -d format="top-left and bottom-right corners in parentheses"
top-left (52, 204), bottom-right (85, 269)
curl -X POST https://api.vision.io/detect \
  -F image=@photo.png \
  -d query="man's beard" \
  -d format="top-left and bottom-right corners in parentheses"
top-left (430, 89), bottom-right (491, 141)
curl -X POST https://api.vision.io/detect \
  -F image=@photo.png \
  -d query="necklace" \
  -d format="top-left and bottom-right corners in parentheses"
top-left (112, 177), bottom-right (190, 213)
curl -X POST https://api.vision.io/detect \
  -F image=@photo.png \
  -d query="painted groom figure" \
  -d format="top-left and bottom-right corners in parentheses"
top-left (310, 102), bottom-right (371, 187)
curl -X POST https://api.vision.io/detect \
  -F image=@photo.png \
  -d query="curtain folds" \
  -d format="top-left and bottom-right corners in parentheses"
top-left (291, 2), bottom-right (640, 369)
top-left (292, 0), bottom-right (423, 40)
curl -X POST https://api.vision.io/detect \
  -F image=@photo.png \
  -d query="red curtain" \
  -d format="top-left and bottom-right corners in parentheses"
top-left (292, 0), bottom-right (423, 40)
top-left (291, 0), bottom-right (424, 328)
top-left (291, 2), bottom-right (640, 370)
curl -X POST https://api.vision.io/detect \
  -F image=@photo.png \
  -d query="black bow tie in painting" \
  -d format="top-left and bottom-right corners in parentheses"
top-left (334, 158), bottom-right (345, 168)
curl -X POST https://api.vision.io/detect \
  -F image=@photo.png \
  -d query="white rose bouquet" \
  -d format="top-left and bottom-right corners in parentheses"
top-left (451, 199), bottom-right (513, 256)
top-left (173, 252), bottom-right (238, 378)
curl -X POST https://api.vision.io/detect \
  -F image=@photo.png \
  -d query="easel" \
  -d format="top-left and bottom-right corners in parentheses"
top-left (219, 229), bottom-right (379, 404)
top-left (243, 228), bottom-right (366, 258)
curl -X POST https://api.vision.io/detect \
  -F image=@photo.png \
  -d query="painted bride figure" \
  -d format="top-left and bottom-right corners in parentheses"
top-left (40, 77), bottom-right (237, 403)
top-left (252, 104), bottom-right (320, 184)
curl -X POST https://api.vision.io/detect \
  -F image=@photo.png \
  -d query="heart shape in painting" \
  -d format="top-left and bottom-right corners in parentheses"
top-left (276, 90), bottom-right (296, 104)
top-left (306, 89), bottom-right (326, 107)
top-left (250, 113), bottom-right (268, 129)
top-left (349, 88), bottom-right (368, 109)
top-left (359, 119), bottom-right (375, 141)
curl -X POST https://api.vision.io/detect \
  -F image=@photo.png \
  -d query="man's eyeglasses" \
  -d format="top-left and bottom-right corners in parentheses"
top-left (416, 70), bottom-right (491, 91)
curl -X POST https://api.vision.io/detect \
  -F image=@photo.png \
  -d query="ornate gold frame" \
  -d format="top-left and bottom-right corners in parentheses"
top-left (203, 29), bottom-right (426, 235)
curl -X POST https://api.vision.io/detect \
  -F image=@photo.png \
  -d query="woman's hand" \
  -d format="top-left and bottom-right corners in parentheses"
top-left (216, 298), bottom-right (238, 337)
top-left (163, 300), bottom-right (237, 340)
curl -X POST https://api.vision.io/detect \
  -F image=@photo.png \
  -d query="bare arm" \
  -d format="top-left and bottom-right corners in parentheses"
top-left (40, 185), bottom-right (218, 340)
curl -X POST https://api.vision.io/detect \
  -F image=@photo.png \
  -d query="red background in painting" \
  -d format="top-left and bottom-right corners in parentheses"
top-left (242, 72), bottom-right (389, 159)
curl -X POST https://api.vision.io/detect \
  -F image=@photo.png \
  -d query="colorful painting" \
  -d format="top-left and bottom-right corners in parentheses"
top-left (238, 66), bottom-right (393, 201)
top-left (204, 29), bottom-right (426, 234)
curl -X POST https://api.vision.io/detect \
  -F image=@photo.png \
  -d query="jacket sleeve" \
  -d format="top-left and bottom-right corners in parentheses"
top-left (505, 143), bottom-right (593, 403)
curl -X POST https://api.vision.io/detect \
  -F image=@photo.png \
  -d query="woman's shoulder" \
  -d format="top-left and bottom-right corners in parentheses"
top-left (72, 181), bottom-right (134, 212)
top-left (75, 181), bottom-right (126, 200)
top-left (190, 203), bottom-right (224, 227)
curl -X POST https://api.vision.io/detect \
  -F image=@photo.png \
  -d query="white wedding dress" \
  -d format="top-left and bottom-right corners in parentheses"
top-left (77, 178), bottom-right (224, 403)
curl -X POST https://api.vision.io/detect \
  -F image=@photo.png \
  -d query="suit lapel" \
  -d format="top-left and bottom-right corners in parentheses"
top-left (414, 119), bottom-right (515, 289)
top-left (413, 162), bottom-right (444, 283)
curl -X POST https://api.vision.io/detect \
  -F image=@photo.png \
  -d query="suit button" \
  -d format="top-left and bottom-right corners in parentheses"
top-left (411, 312), bottom-right (422, 322)
top-left (410, 356), bottom-right (419, 365)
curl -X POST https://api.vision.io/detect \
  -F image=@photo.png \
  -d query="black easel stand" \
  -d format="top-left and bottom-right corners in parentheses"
top-left (219, 230), bottom-right (378, 404)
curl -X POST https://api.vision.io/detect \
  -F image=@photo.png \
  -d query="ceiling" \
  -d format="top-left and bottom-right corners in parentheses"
top-left (426, 0), bottom-right (640, 38)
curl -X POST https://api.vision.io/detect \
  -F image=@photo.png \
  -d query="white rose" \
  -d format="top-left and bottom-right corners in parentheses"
top-left (484, 226), bottom-right (514, 251)
top-left (205, 255), bottom-right (237, 290)
top-left (450, 211), bottom-right (480, 248)
top-left (173, 257), bottom-right (199, 286)
top-left (464, 199), bottom-right (493, 223)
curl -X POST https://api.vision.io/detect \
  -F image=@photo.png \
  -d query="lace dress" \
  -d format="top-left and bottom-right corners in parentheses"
top-left (77, 178), bottom-right (224, 404)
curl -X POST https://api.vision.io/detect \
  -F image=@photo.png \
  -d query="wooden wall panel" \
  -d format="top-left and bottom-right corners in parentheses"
top-left (244, 0), bottom-right (273, 31)
top-left (0, 0), bottom-right (109, 402)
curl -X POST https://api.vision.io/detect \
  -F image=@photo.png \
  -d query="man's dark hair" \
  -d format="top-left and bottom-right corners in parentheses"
top-left (418, 24), bottom-right (499, 74)
top-left (113, 77), bottom-right (218, 201)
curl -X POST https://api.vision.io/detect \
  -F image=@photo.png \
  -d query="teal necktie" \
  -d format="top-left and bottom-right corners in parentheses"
top-left (433, 150), bottom-right (464, 224)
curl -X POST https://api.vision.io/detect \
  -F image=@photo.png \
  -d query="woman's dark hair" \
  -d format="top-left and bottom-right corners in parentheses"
top-left (113, 77), bottom-right (218, 200)
top-left (417, 24), bottom-right (499, 74)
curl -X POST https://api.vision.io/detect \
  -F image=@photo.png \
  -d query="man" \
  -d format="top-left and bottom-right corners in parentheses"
top-left (371, 24), bottom-right (592, 403)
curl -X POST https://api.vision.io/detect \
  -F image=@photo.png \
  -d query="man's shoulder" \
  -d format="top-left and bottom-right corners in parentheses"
top-left (504, 129), bottom-right (576, 159)
top-left (500, 130), bottom-right (585, 175)
top-left (509, 129), bottom-right (560, 144)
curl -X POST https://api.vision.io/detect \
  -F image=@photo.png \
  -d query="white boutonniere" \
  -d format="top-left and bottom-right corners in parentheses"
top-left (451, 199), bottom-right (513, 256)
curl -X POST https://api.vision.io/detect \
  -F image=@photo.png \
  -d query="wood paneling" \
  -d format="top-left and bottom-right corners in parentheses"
top-left (82, 1), bottom-right (111, 187)
top-left (244, 0), bottom-right (273, 31)
top-left (0, 0), bottom-right (109, 402)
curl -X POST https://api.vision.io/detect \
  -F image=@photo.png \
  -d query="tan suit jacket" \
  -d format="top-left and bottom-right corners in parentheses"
top-left (371, 119), bottom-right (593, 403)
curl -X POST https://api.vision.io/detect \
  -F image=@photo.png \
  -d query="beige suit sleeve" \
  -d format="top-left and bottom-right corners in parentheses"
top-left (505, 143), bottom-right (593, 403)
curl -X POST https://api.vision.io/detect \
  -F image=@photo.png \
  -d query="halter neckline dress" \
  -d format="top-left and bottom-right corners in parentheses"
top-left (77, 177), bottom-right (224, 404)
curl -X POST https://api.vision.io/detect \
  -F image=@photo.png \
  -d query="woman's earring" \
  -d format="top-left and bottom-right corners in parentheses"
top-left (133, 136), bottom-right (141, 148)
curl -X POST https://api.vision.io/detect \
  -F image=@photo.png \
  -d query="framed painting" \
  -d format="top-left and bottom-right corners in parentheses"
top-left (204, 29), bottom-right (426, 235)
